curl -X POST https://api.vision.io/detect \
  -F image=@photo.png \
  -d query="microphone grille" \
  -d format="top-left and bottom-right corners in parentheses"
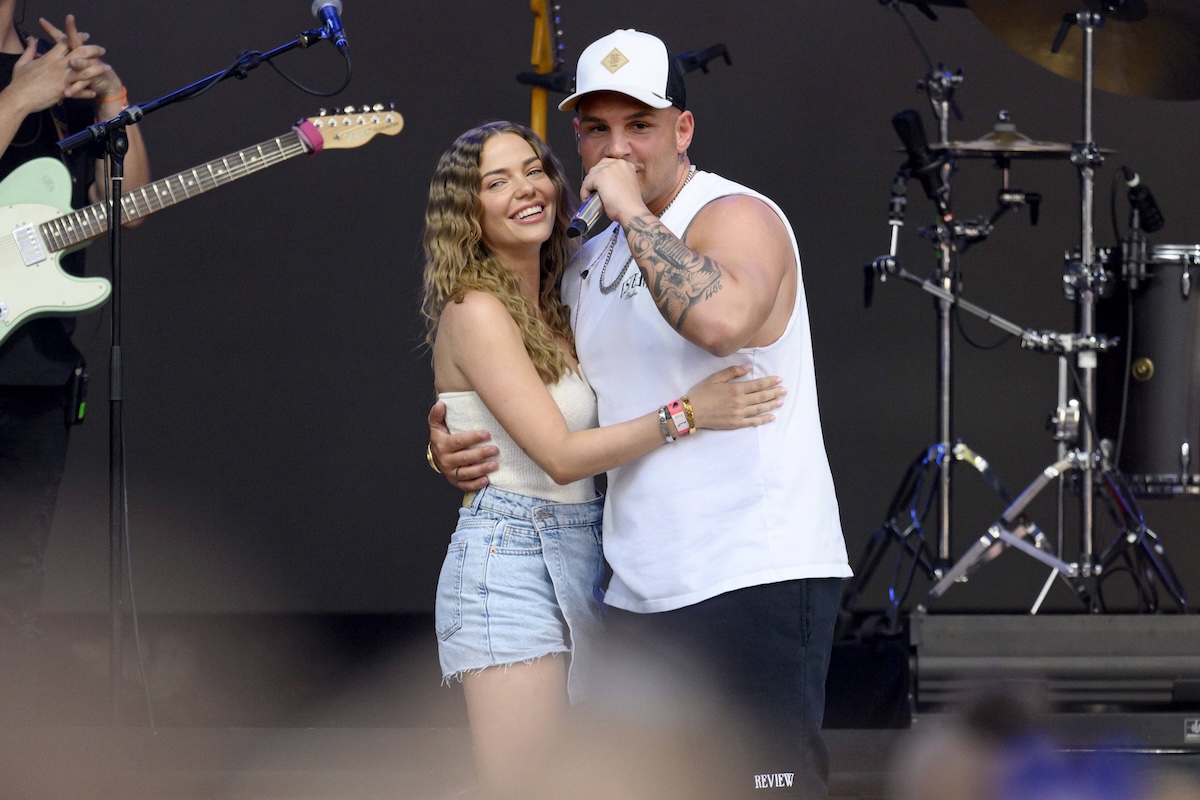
top-left (312, 0), bottom-right (343, 18)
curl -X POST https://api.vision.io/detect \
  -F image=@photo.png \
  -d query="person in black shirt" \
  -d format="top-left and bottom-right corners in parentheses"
top-left (0, 1), bottom-right (149, 649)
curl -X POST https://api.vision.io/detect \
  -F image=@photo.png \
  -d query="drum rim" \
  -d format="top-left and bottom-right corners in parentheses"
top-left (1148, 243), bottom-right (1200, 261)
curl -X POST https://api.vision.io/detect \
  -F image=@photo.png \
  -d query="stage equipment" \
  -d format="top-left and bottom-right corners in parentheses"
top-left (52, 10), bottom-right (364, 722)
top-left (965, 0), bottom-right (1200, 100)
top-left (846, 2), bottom-right (1049, 625)
top-left (854, 0), bottom-right (1190, 616)
top-left (1099, 240), bottom-right (1200, 497)
top-left (930, 4), bottom-right (1189, 610)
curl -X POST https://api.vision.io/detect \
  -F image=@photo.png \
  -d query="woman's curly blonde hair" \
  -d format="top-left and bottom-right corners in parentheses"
top-left (420, 121), bottom-right (579, 384)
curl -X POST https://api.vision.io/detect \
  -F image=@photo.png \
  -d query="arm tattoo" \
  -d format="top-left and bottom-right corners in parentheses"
top-left (625, 213), bottom-right (723, 331)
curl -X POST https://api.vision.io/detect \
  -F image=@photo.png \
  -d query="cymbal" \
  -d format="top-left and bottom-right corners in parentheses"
top-left (934, 129), bottom-right (1075, 158)
top-left (927, 117), bottom-right (1115, 159)
top-left (964, 0), bottom-right (1200, 100)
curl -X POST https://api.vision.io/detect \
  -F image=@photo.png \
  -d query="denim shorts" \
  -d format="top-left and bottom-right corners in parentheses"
top-left (435, 485), bottom-right (605, 703)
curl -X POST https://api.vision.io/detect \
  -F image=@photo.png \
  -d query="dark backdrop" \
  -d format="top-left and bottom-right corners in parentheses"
top-left (30, 1), bottom-right (1198, 615)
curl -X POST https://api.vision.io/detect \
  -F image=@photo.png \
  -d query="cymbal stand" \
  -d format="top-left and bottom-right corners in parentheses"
top-left (1052, 14), bottom-right (1187, 610)
top-left (1060, 10), bottom-right (1105, 579)
top-left (878, 0), bottom-right (971, 573)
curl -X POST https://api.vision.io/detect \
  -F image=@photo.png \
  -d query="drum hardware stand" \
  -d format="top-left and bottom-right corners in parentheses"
top-left (863, 0), bottom-right (971, 579)
top-left (866, 254), bottom-right (1189, 612)
top-left (865, 258), bottom-right (1108, 610)
top-left (840, 439), bottom-right (1010, 631)
top-left (1091, 460), bottom-right (1189, 611)
top-left (848, 147), bottom-right (1040, 619)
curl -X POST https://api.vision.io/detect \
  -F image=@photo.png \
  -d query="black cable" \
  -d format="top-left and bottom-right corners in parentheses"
top-left (952, 305), bottom-right (1014, 350)
top-left (1114, 289), bottom-right (1134, 470)
top-left (884, 0), bottom-right (937, 72)
top-left (267, 50), bottom-right (352, 97)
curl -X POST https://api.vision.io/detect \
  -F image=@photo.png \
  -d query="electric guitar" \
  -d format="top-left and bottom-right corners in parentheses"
top-left (0, 104), bottom-right (403, 346)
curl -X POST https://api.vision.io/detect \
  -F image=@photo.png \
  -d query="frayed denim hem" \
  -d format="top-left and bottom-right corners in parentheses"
top-left (441, 651), bottom-right (567, 688)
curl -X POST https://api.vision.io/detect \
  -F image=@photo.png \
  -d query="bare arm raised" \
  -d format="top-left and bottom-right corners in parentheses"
top-left (582, 156), bottom-right (797, 358)
top-left (573, 98), bottom-right (797, 358)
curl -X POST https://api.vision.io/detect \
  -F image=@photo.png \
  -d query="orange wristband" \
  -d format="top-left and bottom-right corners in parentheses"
top-left (98, 86), bottom-right (128, 105)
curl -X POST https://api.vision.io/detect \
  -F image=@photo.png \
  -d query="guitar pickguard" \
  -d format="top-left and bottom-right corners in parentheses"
top-left (0, 157), bottom-right (74, 210)
top-left (0, 201), bottom-right (111, 334)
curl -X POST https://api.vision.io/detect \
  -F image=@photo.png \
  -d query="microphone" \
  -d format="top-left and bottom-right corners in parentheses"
top-left (568, 194), bottom-right (603, 238)
top-left (312, 0), bottom-right (349, 55)
top-left (1121, 166), bottom-right (1164, 233)
top-left (892, 109), bottom-right (952, 221)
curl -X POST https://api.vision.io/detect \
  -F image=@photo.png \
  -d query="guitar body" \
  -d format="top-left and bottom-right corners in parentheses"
top-left (0, 159), bottom-right (112, 342)
top-left (0, 107), bottom-right (403, 347)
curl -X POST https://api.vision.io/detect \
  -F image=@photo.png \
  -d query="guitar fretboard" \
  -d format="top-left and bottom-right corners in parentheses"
top-left (39, 130), bottom-right (309, 253)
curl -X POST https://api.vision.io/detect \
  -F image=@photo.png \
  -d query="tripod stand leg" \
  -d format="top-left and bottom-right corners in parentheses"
top-left (953, 442), bottom-right (1012, 504)
top-left (841, 447), bottom-right (941, 618)
top-left (842, 522), bottom-right (905, 614)
top-left (1095, 469), bottom-right (1190, 612)
top-left (1032, 569), bottom-right (1057, 614)
top-left (919, 455), bottom-right (1081, 610)
top-left (1141, 528), bottom-right (1189, 611)
top-left (920, 525), bottom-right (1004, 606)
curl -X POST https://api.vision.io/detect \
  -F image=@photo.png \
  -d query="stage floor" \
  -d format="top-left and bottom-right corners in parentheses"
top-left (2, 612), bottom-right (1197, 798)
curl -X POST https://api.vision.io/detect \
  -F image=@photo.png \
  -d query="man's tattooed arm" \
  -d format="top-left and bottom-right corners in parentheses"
top-left (625, 212), bottom-right (723, 331)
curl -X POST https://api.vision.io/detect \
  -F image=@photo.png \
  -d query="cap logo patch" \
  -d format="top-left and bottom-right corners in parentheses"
top-left (601, 48), bottom-right (630, 74)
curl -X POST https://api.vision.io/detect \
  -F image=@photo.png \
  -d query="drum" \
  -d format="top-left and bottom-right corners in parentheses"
top-left (1099, 244), bottom-right (1200, 496)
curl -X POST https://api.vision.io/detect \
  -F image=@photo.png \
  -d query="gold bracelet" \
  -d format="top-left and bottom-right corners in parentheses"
top-left (426, 442), bottom-right (442, 474)
top-left (681, 396), bottom-right (697, 431)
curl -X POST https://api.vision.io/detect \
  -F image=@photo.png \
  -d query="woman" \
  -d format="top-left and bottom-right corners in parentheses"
top-left (420, 121), bottom-right (783, 797)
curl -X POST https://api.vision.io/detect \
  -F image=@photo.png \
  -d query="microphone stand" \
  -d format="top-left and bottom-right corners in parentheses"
top-left (56, 24), bottom-right (340, 726)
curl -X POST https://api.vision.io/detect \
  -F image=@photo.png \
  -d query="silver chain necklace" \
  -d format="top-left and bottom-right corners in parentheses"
top-left (596, 165), bottom-right (697, 295)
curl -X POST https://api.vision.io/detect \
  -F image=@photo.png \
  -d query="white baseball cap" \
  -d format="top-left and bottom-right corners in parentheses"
top-left (558, 29), bottom-right (687, 112)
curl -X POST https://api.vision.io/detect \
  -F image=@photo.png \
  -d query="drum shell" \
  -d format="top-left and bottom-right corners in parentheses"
top-left (1098, 245), bottom-right (1200, 496)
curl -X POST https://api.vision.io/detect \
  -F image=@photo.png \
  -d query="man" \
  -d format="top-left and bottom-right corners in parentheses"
top-left (0, 2), bottom-right (149, 655)
top-left (430, 29), bottom-right (849, 797)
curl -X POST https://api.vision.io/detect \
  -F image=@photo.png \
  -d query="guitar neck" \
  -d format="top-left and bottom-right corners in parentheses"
top-left (41, 129), bottom-right (310, 253)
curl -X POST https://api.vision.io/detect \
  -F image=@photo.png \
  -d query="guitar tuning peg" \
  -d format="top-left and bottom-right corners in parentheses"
top-left (318, 108), bottom-right (329, 116)
top-left (372, 103), bottom-right (384, 112)
top-left (343, 105), bottom-right (356, 114)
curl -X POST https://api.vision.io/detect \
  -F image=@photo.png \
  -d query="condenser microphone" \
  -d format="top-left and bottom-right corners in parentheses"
top-left (312, 0), bottom-right (349, 54)
top-left (1121, 166), bottom-right (1165, 233)
top-left (568, 193), bottom-right (604, 238)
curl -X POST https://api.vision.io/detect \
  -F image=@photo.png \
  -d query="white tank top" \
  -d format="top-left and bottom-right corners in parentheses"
top-left (563, 169), bottom-right (850, 612)
top-left (439, 369), bottom-right (599, 504)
